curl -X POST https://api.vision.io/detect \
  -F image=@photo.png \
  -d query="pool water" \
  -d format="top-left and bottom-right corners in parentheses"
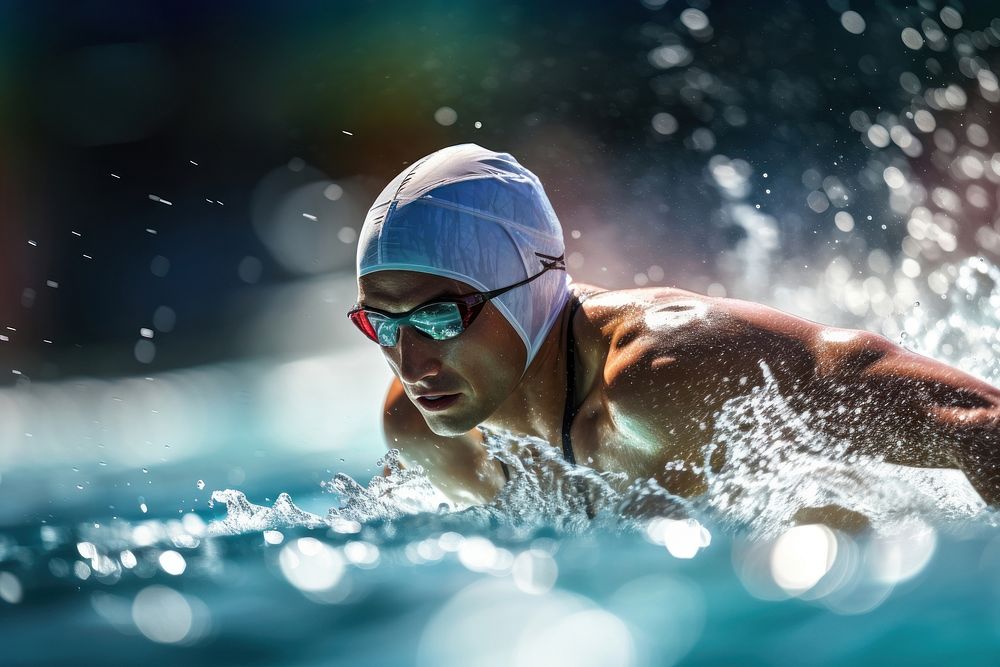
top-left (3, 493), bottom-right (1000, 666)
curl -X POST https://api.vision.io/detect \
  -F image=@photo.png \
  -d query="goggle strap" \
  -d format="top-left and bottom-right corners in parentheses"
top-left (480, 252), bottom-right (567, 300)
top-left (535, 251), bottom-right (566, 271)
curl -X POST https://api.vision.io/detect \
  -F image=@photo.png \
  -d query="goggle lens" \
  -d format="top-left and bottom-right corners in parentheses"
top-left (352, 302), bottom-right (466, 347)
top-left (409, 302), bottom-right (465, 339)
top-left (348, 309), bottom-right (380, 343)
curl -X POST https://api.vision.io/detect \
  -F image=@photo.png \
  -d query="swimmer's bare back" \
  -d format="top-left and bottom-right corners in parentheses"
top-left (383, 285), bottom-right (1000, 508)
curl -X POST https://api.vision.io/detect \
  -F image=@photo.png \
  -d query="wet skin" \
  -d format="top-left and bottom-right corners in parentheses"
top-left (358, 270), bottom-right (1000, 511)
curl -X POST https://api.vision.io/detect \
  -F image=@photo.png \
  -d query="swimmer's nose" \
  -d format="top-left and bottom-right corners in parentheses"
top-left (392, 325), bottom-right (441, 384)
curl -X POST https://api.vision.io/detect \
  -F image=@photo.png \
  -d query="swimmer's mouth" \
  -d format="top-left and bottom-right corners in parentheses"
top-left (415, 393), bottom-right (461, 411)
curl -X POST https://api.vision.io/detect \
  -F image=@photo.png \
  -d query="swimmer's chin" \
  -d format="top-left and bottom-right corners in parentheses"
top-left (414, 394), bottom-right (489, 437)
top-left (424, 416), bottom-right (478, 438)
top-left (418, 406), bottom-right (486, 437)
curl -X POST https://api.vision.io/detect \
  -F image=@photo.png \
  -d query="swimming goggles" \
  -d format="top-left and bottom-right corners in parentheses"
top-left (348, 252), bottom-right (566, 347)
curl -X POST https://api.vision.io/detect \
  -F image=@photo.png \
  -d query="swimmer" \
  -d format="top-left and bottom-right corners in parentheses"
top-left (349, 143), bottom-right (1000, 512)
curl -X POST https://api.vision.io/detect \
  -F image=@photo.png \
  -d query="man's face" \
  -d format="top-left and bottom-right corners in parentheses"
top-left (356, 270), bottom-right (528, 436)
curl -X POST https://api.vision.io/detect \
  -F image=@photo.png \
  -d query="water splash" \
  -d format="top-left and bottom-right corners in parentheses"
top-left (324, 450), bottom-right (452, 525)
top-left (474, 427), bottom-right (691, 534)
top-left (208, 372), bottom-right (986, 543)
top-left (207, 490), bottom-right (326, 535)
top-left (207, 256), bottom-right (1000, 543)
top-left (899, 257), bottom-right (1000, 385)
top-left (698, 361), bottom-right (987, 538)
top-left (208, 439), bottom-right (691, 540)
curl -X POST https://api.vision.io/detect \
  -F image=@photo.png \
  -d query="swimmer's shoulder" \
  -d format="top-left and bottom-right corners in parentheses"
top-left (574, 284), bottom-right (730, 359)
top-left (582, 286), bottom-right (831, 401)
top-left (583, 284), bottom-right (833, 352)
top-left (569, 284), bottom-right (738, 415)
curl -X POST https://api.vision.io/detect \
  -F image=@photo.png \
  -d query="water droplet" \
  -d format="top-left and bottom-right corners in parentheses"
top-left (196, 480), bottom-right (205, 490)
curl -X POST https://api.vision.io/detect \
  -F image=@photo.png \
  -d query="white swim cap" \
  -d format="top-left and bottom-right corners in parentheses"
top-left (357, 143), bottom-right (571, 373)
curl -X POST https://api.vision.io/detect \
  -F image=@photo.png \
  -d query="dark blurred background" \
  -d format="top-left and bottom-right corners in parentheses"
top-left (2, 0), bottom-right (997, 383)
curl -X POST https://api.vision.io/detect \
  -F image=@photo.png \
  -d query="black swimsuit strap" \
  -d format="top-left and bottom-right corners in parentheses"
top-left (497, 288), bottom-right (600, 481)
top-left (561, 292), bottom-right (591, 465)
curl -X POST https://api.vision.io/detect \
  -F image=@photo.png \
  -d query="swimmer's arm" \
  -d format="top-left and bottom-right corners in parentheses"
top-left (607, 296), bottom-right (1000, 502)
top-left (715, 298), bottom-right (1000, 500)
top-left (381, 377), bottom-right (506, 508)
top-left (804, 327), bottom-right (1000, 500)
